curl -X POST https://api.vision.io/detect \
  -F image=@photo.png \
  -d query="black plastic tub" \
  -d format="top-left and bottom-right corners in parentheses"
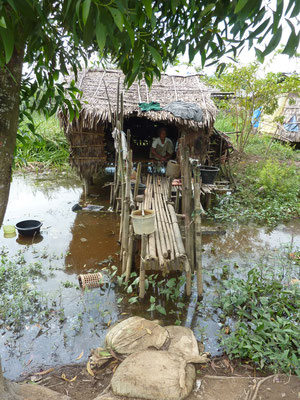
top-left (131, 183), bottom-right (147, 195)
top-left (15, 220), bottom-right (42, 237)
top-left (199, 166), bottom-right (219, 184)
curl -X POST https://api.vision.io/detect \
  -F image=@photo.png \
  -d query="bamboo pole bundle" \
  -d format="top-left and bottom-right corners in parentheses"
top-left (160, 189), bottom-right (180, 259)
top-left (152, 176), bottom-right (169, 259)
top-left (155, 183), bottom-right (174, 259)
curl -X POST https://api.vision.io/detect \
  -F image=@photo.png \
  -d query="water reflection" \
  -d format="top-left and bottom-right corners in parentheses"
top-left (65, 211), bottom-right (120, 274)
top-left (16, 234), bottom-right (44, 245)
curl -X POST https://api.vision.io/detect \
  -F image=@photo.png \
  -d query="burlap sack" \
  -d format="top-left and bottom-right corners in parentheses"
top-left (111, 350), bottom-right (196, 400)
top-left (166, 326), bottom-right (210, 364)
top-left (105, 316), bottom-right (169, 355)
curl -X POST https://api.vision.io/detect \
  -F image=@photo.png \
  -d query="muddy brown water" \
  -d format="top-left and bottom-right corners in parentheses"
top-left (1, 171), bottom-right (299, 380)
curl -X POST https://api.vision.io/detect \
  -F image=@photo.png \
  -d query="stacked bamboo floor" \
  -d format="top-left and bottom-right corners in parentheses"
top-left (139, 175), bottom-right (191, 275)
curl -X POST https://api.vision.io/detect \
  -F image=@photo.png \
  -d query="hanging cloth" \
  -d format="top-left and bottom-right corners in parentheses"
top-left (112, 127), bottom-right (128, 160)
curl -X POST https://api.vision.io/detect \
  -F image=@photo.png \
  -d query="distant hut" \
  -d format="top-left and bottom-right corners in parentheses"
top-left (257, 93), bottom-right (300, 144)
top-left (58, 69), bottom-right (220, 183)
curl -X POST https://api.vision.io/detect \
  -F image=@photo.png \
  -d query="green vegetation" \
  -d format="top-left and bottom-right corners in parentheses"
top-left (214, 111), bottom-right (236, 133)
top-left (0, 250), bottom-right (50, 331)
top-left (217, 266), bottom-right (300, 376)
top-left (245, 134), bottom-right (300, 162)
top-left (110, 266), bottom-right (186, 324)
top-left (210, 157), bottom-right (300, 226)
top-left (15, 115), bottom-right (69, 168)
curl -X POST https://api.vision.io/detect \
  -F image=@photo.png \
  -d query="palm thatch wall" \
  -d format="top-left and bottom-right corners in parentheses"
top-left (58, 69), bottom-right (218, 178)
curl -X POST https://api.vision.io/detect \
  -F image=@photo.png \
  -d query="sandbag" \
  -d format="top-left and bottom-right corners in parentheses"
top-left (105, 316), bottom-right (169, 355)
top-left (111, 350), bottom-right (195, 400)
top-left (166, 325), bottom-right (199, 358)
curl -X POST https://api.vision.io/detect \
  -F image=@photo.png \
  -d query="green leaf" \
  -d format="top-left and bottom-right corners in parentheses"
top-left (263, 25), bottom-right (282, 56)
top-left (171, 0), bottom-right (180, 14)
top-left (147, 304), bottom-right (156, 311)
top-left (156, 305), bottom-right (167, 315)
top-left (127, 285), bottom-right (133, 293)
top-left (148, 45), bottom-right (162, 69)
top-left (0, 27), bottom-right (14, 64)
top-left (129, 296), bottom-right (139, 304)
top-left (150, 296), bottom-right (156, 304)
top-left (234, 0), bottom-right (248, 14)
top-left (0, 17), bottom-right (7, 29)
top-left (290, 0), bottom-right (300, 18)
top-left (248, 18), bottom-right (270, 40)
top-left (95, 22), bottom-right (107, 51)
top-left (108, 7), bottom-right (123, 32)
top-left (123, 18), bottom-right (134, 47)
top-left (7, 0), bottom-right (17, 13)
top-left (82, 0), bottom-right (91, 25)
top-left (282, 30), bottom-right (299, 57)
top-left (142, 0), bottom-right (152, 19)
top-left (200, 3), bottom-right (215, 17)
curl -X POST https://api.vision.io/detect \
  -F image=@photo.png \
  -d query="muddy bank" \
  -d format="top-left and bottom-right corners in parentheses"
top-left (1, 171), bottom-right (299, 380)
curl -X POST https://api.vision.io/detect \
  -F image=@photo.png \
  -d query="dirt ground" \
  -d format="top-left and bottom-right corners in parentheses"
top-left (19, 356), bottom-right (300, 400)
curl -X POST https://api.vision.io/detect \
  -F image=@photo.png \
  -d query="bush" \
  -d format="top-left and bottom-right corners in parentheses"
top-left (258, 160), bottom-right (298, 196)
top-left (209, 158), bottom-right (300, 226)
top-left (217, 267), bottom-right (300, 376)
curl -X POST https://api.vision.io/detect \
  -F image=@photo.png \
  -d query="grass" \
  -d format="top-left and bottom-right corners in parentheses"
top-left (245, 134), bottom-right (300, 162)
top-left (15, 114), bottom-right (69, 168)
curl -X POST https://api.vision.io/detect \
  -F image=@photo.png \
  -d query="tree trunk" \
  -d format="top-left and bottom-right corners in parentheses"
top-left (0, 47), bottom-right (24, 227)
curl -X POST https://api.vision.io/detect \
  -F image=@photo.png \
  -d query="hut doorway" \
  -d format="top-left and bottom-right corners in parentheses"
top-left (124, 116), bottom-right (179, 162)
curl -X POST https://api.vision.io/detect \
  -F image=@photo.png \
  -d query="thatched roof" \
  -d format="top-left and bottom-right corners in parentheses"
top-left (63, 69), bottom-right (217, 131)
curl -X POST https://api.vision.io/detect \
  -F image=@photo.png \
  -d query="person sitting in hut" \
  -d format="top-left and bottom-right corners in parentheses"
top-left (150, 127), bottom-right (174, 162)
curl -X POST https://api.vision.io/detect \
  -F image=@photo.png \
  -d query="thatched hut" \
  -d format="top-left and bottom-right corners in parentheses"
top-left (58, 69), bottom-right (219, 181)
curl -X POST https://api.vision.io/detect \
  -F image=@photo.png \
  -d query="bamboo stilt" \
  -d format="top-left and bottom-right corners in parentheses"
top-left (175, 189), bottom-right (180, 213)
top-left (121, 144), bottom-right (132, 273)
top-left (139, 234), bottom-right (147, 298)
top-left (184, 257), bottom-right (192, 296)
top-left (134, 162), bottom-right (142, 200)
top-left (125, 225), bottom-right (134, 282)
top-left (194, 168), bottom-right (203, 297)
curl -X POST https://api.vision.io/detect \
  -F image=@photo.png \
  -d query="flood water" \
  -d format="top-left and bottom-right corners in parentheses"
top-left (1, 171), bottom-right (299, 380)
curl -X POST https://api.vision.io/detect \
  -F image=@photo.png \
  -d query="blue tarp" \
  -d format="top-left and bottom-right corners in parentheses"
top-left (251, 107), bottom-right (262, 128)
top-left (284, 115), bottom-right (299, 132)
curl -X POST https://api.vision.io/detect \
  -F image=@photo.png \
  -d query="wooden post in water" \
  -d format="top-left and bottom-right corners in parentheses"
top-left (125, 225), bottom-right (134, 282)
top-left (194, 167), bottom-right (203, 297)
top-left (180, 139), bottom-right (192, 294)
top-left (139, 234), bottom-right (147, 298)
